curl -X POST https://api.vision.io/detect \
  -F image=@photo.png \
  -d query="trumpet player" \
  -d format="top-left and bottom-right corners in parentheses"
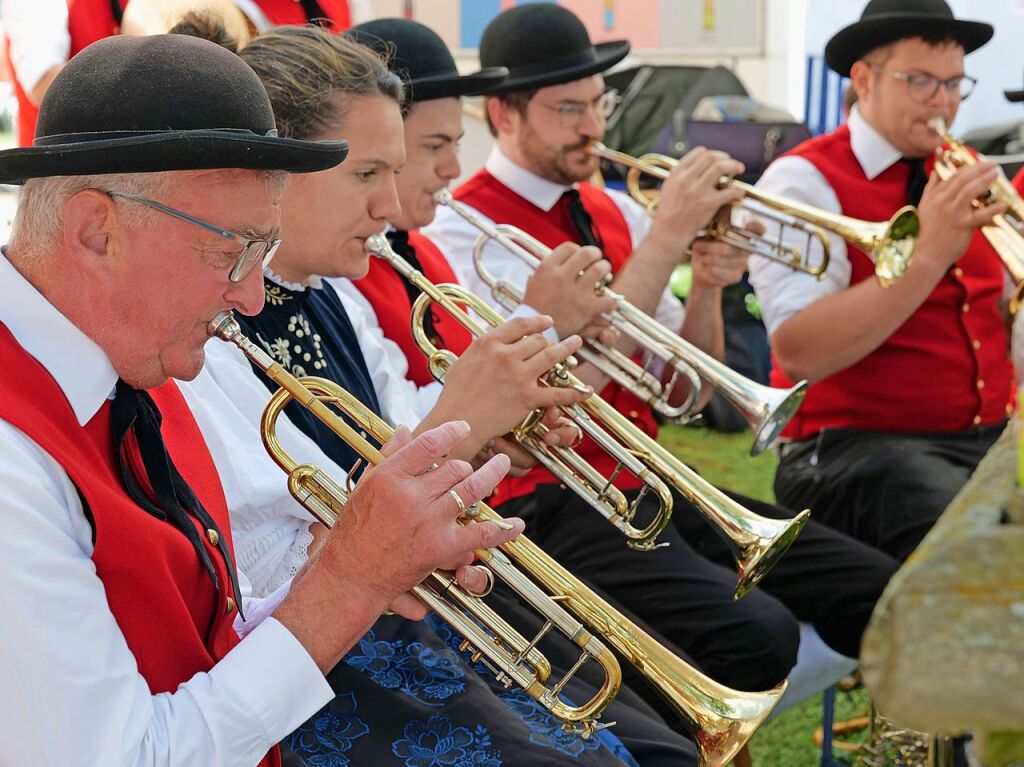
top-left (749, 0), bottom-right (1012, 563)
top-left (367, 7), bottom-right (900, 722)
top-left (0, 33), bottom-right (529, 767)
top-left (181, 24), bottom-right (700, 765)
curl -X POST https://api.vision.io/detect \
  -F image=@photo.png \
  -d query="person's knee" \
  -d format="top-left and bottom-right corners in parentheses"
top-left (701, 596), bottom-right (800, 691)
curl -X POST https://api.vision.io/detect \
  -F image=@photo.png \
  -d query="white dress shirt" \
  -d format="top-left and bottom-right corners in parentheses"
top-left (2, 0), bottom-right (70, 94)
top-left (423, 145), bottom-right (686, 332)
top-left (0, 254), bottom-right (332, 767)
top-left (748, 107), bottom-right (903, 336)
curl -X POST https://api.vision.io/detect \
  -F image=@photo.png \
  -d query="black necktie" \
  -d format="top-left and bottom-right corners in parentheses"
top-left (387, 230), bottom-right (439, 345)
top-left (562, 189), bottom-right (603, 249)
top-left (109, 381), bottom-right (242, 614)
top-left (902, 157), bottom-right (929, 206)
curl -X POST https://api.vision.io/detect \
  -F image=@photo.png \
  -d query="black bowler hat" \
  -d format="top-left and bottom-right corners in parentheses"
top-left (479, 4), bottom-right (630, 94)
top-left (0, 33), bottom-right (348, 185)
top-left (348, 18), bottom-right (508, 103)
top-left (825, 0), bottom-right (993, 77)
top-left (1006, 68), bottom-right (1024, 103)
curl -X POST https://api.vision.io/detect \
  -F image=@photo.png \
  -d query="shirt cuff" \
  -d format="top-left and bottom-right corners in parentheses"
top-left (213, 617), bottom-right (334, 746)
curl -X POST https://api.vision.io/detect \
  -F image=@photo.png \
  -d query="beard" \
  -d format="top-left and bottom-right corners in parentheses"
top-left (517, 123), bottom-right (598, 185)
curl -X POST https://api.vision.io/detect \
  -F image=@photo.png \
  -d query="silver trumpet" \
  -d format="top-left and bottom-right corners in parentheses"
top-left (366, 233), bottom-right (809, 599)
top-left (434, 188), bottom-right (809, 456)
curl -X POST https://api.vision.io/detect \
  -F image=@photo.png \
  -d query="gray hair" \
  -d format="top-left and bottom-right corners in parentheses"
top-left (9, 169), bottom-right (287, 258)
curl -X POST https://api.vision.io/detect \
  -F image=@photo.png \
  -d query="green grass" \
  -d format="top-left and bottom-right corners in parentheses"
top-left (657, 424), bottom-right (872, 767)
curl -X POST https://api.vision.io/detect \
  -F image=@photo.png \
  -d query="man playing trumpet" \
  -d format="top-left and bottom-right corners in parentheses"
top-left (0, 33), bottom-right (525, 766)
top-left (750, 0), bottom-right (1012, 562)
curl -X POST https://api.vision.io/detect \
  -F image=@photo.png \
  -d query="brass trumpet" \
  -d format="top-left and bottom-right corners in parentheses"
top-left (929, 117), bottom-right (1024, 310)
top-left (435, 189), bottom-right (807, 457)
top-left (366, 232), bottom-right (677, 552)
top-left (366, 234), bottom-right (809, 599)
top-left (210, 310), bottom-right (787, 766)
top-left (586, 139), bottom-right (919, 287)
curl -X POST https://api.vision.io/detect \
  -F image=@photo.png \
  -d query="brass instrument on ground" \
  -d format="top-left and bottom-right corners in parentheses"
top-left (366, 233), bottom-right (809, 599)
top-left (435, 188), bottom-right (808, 457)
top-left (210, 310), bottom-right (787, 767)
top-left (929, 117), bottom-right (1024, 311)
top-left (586, 139), bottom-right (919, 287)
top-left (366, 232), bottom-right (676, 552)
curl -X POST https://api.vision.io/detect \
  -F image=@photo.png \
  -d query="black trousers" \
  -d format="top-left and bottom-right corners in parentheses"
top-left (774, 423), bottom-right (1005, 562)
top-left (499, 481), bottom-right (899, 697)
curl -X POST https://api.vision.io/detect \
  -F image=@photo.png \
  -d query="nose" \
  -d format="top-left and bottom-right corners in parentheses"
top-left (371, 176), bottom-right (402, 224)
top-left (225, 263), bottom-right (266, 317)
top-left (578, 106), bottom-right (605, 139)
top-left (438, 146), bottom-right (461, 182)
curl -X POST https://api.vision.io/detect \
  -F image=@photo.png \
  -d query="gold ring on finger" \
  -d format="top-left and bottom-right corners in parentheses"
top-left (449, 489), bottom-right (480, 519)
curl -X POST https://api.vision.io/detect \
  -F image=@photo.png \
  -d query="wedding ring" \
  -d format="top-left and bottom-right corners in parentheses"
top-left (472, 567), bottom-right (495, 598)
top-left (449, 488), bottom-right (468, 514)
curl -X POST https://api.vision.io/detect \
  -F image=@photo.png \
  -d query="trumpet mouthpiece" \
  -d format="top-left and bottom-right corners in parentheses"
top-left (208, 311), bottom-right (239, 341)
top-left (433, 188), bottom-right (453, 205)
top-left (927, 117), bottom-right (949, 135)
top-left (364, 232), bottom-right (390, 255)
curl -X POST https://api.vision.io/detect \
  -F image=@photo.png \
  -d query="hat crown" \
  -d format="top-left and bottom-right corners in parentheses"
top-left (36, 34), bottom-right (276, 143)
top-left (480, 4), bottom-right (594, 72)
top-left (860, 0), bottom-right (955, 20)
top-left (349, 18), bottom-right (457, 82)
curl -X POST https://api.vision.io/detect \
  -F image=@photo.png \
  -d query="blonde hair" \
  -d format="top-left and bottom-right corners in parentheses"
top-left (239, 25), bottom-right (404, 140)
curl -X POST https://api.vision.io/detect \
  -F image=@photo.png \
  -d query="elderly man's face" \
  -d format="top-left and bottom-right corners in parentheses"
top-left (107, 169), bottom-right (280, 387)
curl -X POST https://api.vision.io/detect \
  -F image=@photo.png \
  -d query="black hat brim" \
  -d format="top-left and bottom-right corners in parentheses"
top-left (484, 40), bottom-right (630, 95)
top-left (0, 130), bottom-right (348, 186)
top-left (825, 16), bottom-right (993, 77)
top-left (409, 67), bottom-right (509, 102)
top-left (1006, 89), bottom-right (1024, 103)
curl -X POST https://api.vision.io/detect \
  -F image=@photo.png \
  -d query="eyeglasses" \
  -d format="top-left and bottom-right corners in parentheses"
top-left (108, 192), bottom-right (281, 283)
top-left (868, 64), bottom-right (977, 103)
top-left (536, 90), bottom-right (622, 130)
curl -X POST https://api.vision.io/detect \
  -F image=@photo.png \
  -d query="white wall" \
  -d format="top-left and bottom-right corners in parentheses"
top-left (804, 0), bottom-right (1024, 134)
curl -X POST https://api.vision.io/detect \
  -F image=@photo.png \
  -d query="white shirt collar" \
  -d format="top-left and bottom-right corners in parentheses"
top-left (485, 145), bottom-right (575, 212)
top-left (848, 106), bottom-right (904, 180)
top-left (0, 251), bottom-right (117, 425)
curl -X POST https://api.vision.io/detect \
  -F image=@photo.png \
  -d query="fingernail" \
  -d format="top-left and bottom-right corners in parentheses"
top-left (453, 420), bottom-right (470, 435)
top-left (495, 520), bottom-right (514, 530)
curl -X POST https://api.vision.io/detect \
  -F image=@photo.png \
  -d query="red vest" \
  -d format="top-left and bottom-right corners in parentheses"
top-left (771, 124), bottom-right (1012, 439)
top-left (354, 231), bottom-right (474, 387)
top-left (454, 170), bottom-right (659, 502)
top-left (0, 322), bottom-right (279, 767)
top-left (249, 0), bottom-right (351, 29)
top-left (1014, 166), bottom-right (1024, 196)
top-left (6, 0), bottom-right (128, 146)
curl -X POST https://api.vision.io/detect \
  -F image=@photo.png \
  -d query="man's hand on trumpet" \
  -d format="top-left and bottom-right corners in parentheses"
top-left (648, 147), bottom-right (746, 259)
top-left (417, 315), bottom-right (593, 465)
top-left (277, 421), bottom-right (525, 671)
top-left (523, 242), bottom-right (617, 338)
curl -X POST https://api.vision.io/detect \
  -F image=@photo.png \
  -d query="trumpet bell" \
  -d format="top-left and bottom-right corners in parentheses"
top-left (873, 206), bottom-right (920, 287)
top-left (748, 380), bottom-right (807, 457)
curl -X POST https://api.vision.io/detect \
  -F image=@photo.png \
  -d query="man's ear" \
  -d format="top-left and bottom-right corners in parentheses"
top-left (849, 60), bottom-right (872, 105)
top-left (62, 189), bottom-right (118, 273)
top-left (487, 96), bottom-right (520, 136)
